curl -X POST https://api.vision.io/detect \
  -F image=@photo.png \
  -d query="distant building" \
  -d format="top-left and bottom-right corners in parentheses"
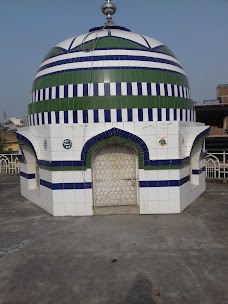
top-left (217, 84), bottom-right (228, 104)
top-left (0, 131), bottom-right (19, 153)
top-left (9, 117), bottom-right (22, 126)
top-left (195, 84), bottom-right (228, 152)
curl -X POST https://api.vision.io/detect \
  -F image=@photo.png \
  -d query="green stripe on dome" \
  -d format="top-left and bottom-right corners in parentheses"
top-left (71, 37), bottom-right (149, 52)
top-left (28, 96), bottom-right (194, 114)
top-left (32, 70), bottom-right (189, 92)
top-left (153, 45), bottom-right (177, 58)
top-left (42, 47), bottom-right (66, 62)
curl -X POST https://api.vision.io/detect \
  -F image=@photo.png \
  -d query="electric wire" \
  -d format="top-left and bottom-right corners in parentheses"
top-left (80, 25), bottom-right (108, 211)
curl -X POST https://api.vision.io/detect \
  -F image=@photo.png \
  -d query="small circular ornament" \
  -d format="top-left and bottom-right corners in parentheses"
top-left (63, 139), bottom-right (72, 150)
top-left (159, 137), bottom-right (167, 147)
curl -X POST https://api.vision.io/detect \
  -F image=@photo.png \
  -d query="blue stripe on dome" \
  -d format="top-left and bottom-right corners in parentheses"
top-left (68, 36), bottom-right (78, 51)
top-left (140, 35), bottom-right (151, 49)
top-left (35, 67), bottom-right (187, 81)
top-left (89, 25), bottom-right (131, 32)
top-left (38, 55), bottom-right (183, 73)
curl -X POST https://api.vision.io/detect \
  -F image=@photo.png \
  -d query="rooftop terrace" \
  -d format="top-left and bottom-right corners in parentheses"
top-left (0, 175), bottom-right (227, 304)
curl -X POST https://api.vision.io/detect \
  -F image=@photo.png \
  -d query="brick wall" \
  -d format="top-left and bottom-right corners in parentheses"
top-left (217, 86), bottom-right (228, 103)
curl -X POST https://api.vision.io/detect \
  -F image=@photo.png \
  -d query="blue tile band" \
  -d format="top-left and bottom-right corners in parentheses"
top-left (28, 108), bottom-right (195, 126)
top-left (20, 172), bottom-right (36, 179)
top-left (38, 55), bottom-right (183, 74)
top-left (38, 177), bottom-right (190, 190)
top-left (192, 167), bottom-right (206, 175)
top-left (139, 175), bottom-right (190, 187)
top-left (40, 179), bottom-right (92, 190)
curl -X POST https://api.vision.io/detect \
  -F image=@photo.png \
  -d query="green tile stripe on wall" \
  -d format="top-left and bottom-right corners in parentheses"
top-left (28, 96), bottom-right (194, 114)
top-left (144, 163), bottom-right (189, 170)
top-left (32, 70), bottom-right (189, 92)
top-left (39, 165), bottom-right (84, 171)
top-left (39, 162), bottom-right (190, 172)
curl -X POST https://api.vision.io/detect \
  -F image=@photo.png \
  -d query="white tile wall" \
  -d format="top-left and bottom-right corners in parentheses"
top-left (53, 203), bottom-right (65, 216)
top-left (158, 188), bottom-right (169, 201)
top-left (65, 202), bottom-right (76, 216)
top-left (158, 201), bottom-right (170, 214)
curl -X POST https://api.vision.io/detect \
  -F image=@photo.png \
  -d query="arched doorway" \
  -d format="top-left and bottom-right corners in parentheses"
top-left (93, 144), bottom-right (138, 212)
top-left (22, 145), bottom-right (39, 190)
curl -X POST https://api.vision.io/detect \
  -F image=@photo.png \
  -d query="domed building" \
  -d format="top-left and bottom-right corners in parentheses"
top-left (17, 1), bottom-right (209, 216)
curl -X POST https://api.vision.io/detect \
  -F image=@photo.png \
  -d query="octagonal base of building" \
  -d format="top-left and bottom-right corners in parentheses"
top-left (17, 120), bottom-right (209, 216)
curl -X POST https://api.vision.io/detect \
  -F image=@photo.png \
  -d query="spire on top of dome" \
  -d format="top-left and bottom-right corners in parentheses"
top-left (101, 0), bottom-right (117, 25)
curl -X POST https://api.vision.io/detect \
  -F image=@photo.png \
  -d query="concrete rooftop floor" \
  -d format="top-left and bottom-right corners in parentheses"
top-left (0, 175), bottom-right (228, 304)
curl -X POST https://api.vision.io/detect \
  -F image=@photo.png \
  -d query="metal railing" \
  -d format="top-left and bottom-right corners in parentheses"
top-left (206, 151), bottom-right (228, 179)
top-left (0, 153), bottom-right (19, 174)
top-left (1, 152), bottom-right (227, 180)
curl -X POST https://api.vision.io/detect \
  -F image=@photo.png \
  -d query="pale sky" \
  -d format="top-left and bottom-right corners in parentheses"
top-left (0, 0), bottom-right (227, 120)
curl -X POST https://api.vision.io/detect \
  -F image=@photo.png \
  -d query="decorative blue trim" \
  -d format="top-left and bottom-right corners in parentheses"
top-left (37, 157), bottom-right (190, 169)
top-left (16, 133), bottom-right (38, 159)
top-left (81, 127), bottom-right (150, 168)
top-left (166, 108), bottom-right (170, 121)
top-left (64, 111), bottom-right (68, 123)
top-left (38, 160), bottom-right (84, 167)
top-left (138, 109), bottom-right (143, 121)
top-left (35, 67), bottom-right (186, 81)
top-left (83, 110), bottom-right (88, 123)
top-left (40, 179), bottom-right (92, 190)
top-left (158, 109), bottom-right (162, 121)
top-left (127, 109), bottom-right (133, 121)
top-left (180, 109), bottom-right (183, 121)
top-left (140, 35), bottom-right (151, 49)
top-left (192, 167), bottom-right (205, 175)
top-left (55, 111), bottom-right (60, 124)
top-left (139, 175), bottom-right (190, 187)
top-left (20, 172), bottom-right (36, 179)
top-left (68, 36), bottom-right (78, 51)
top-left (193, 128), bottom-right (210, 146)
top-left (174, 108), bottom-right (177, 120)
top-left (189, 128), bottom-right (210, 156)
top-left (38, 177), bottom-right (190, 189)
top-left (38, 55), bottom-right (183, 73)
top-left (117, 109), bottom-right (122, 122)
top-left (104, 109), bottom-right (111, 122)
top-left (48, 112), bottom-right (51, 124)
top-left (89, 25), bottom-right (131, 32)
top-left (104, 82), bottom-right (110, 96)
top-left (29, 109), bottom-right (195, 126)
top-left (94, 110), bottom-right (99, 123)
top-left (42, 47), bottom-right (179, 59)
top-left (148, 108), bottom-right (153, 121)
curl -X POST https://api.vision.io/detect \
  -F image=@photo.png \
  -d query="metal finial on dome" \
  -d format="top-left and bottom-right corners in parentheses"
top-left (101, 0), bottom-right (117, 25)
